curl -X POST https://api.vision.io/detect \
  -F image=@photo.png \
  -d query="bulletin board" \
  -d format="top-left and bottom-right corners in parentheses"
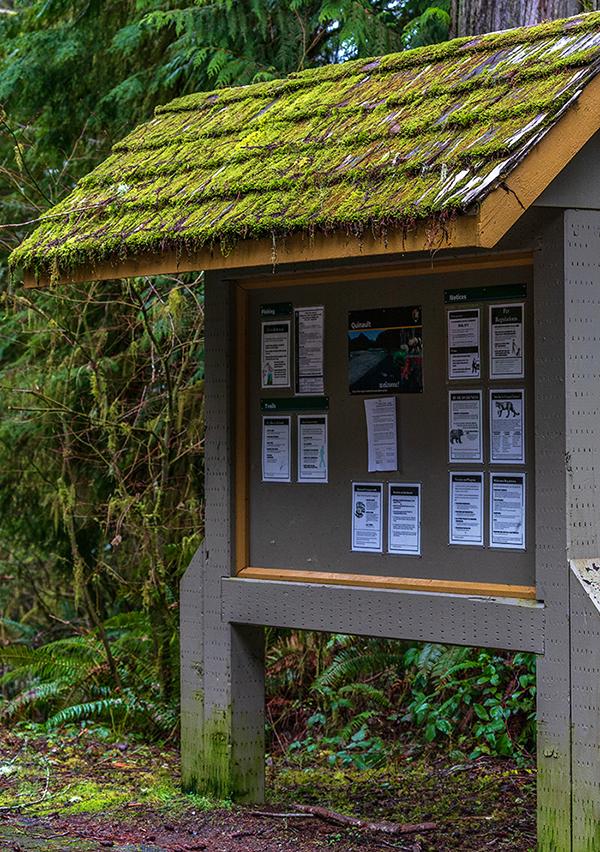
top-left (240, 264), bottom-right (535, 591)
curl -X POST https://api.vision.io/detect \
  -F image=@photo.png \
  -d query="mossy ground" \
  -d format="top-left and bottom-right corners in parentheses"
top-left (0, 725), bottom-right (536, 850)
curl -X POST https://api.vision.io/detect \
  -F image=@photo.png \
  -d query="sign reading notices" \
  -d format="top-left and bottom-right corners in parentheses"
top-left (449, 472), bottom-right (484, 546)
top-left (448, 309), bottom-right (480, 380)
top-left (388, 484), bottom-right (421, 556)
top-left (490, 390), bottom-right (525, 464)
top-left (261, 321), bottom-right (290, 388)
top-left (298, 415), bottom-right (328, 483)
top-left (490, 304), bottom-right (524, 379)
top-left (295, 307), bottom-right (325, 395)
top-left (449, 390), bottom-right (483, 464)
top-left (351, 483), bottom-right (383, 553)
top-left (348, 306), bottom-right (423, 394)
top-left (262, 417), bottom-right (291, 482)
top-left (490, 473), bottom-right (526, 550)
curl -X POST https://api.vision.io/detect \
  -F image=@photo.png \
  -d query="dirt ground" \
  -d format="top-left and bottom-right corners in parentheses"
top-left (0, 729), bottom-right (536, 851)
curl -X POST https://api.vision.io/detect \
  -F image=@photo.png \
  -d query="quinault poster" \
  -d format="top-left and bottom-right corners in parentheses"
top-left (348, 306), bottom-right (423, 394)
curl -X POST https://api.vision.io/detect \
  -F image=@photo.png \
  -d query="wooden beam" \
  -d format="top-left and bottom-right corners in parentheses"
top-left (234, 283), bottom-right (250, 574)
top-left (238, 567), bottom-right (537, 601)
top-left (478, 72), bottom-right (600, 248)
top-left (23, 213), bottom-right (481, 288)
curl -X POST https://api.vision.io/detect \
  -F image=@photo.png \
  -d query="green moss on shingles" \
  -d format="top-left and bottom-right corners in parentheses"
top-left (10, 11), bottom-right (600, 277)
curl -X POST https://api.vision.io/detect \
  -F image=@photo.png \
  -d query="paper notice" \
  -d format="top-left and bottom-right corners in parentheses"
top-left (298, 415), bottom-right (328, 483)
top-left (490, 304), bottom-right (524, 379)
top-left (262, 416), bottom-right (291, 482)
top-left (448, 309), bottom-right (480, 380)
top-left (352, 482), bottom-right (383, 553)
top-left (449, 390), bottom-right (483, 464)
top-left (388, 483), bottom-right (421, 555)
top-left (449, 472), bottom-right (484, 546)
top-left (364, 397), bottom-right (398, 472)
top-left (261, 321), bottom-right (290, 388)
top-left (295, 307), bottom-right (324, 395)
top-left (490, 473), bottom-right (526, 549)
top-left (490, 389), bottom-right (525, 464)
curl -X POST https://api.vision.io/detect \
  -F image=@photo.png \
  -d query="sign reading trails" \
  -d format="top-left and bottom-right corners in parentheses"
top-left (348, 306), bottom-right (423, 394)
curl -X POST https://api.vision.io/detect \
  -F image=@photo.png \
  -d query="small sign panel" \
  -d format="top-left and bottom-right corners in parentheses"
top-left (261, 397), bottom-right (328, 412)
top-left (449, 390), bottom-right (483, 464)
top-left (348, 306), bottom-right (423, 394)
top-left (490, 389), bottom-right (525, 464)
top-left (365, 397), bottom-right (398, 472)
top-left (388, 483), bottom-right (421, 556)
top-left (490, 304), bottom-right (524, 379)
top-left (444, 284), bottom-right (527, 304)
top-left (448, 309), bottom-right (480, 380)
top-left (449, 472), bottom-right (484, 547)
top-left (261, 321), bottom-right (291, 388)
top-left (352, 482), bottom-right (383, 553)
top-left (298, 415), bottom-right (328, 483)
top-left (260, 302), bottom-right (293, 318)
top-left (262, 416), bottom-right (291, 483)
top-left (490, 473), bottom-right (526, 550)
top-left (295, 306), bottom-right (325, 395)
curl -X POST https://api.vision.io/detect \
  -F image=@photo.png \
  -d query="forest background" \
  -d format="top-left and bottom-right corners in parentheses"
top-left (0, 0), bottom-right (593, 770)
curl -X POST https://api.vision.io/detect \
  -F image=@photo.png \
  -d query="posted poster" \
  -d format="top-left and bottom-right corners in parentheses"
top-left (298, 415), bottom-right (328, 483)
top-left (295, 306), bottom-right (325, 395)
top-left (449, 390), bottom-right (483, 464)
top-left (262, 416), bottom-right (291, 482)
top-left (449, 472), bottom-right (484, 546)
top-left (388, 483), bottom-right (421, 556)
top-left (261, 321), bottom-right (290, 388)
top-left (490, 304), bottom-right (524, 379)
top-left (490, 473), bottom-right (526, 550)
top-left (448, 309), bottom-right (480, 380)
top-left (348, 306), bottom-right (423, 394)
top-left (490, 389), bottom-right (525, 464)
top-left (365, 397), bottom-right (398, 472)
top-left (352, 482), bottom-right (383, 553)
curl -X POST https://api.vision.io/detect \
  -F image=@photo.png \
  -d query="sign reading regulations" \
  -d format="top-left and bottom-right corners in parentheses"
top-left (348, 306), bottom-right (423, 394)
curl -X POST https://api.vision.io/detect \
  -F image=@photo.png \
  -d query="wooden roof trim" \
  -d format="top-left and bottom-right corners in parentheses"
top-left (478, 70), bottom-right (600, 248)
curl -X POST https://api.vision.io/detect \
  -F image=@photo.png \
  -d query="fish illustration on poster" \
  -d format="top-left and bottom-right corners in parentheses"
top-left (348, 306), bottom-right (423, 394)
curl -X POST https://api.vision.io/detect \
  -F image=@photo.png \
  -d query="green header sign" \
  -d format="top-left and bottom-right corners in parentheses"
top-left (260, 302), bottom-right (293, 318)
top-left (444, 283), bottom-right (527, 305)
top-left (261, 397), bottom-right (329, 412)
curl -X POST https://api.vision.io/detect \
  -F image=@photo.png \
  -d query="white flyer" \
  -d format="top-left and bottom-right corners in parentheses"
top-left (364, 397), bottom-right (397, 472)
top-left (262, 416), bottom-right (291, 482)
top-left (388, 483), bottom-right (421, 556)
top-left (352, 482), bottom-right (383, 553)
top-left (490, 473), bottom-right (526, 550)
top-left (295, 307), bottom-right (324, 395)
top-left (448, 309), bottom-right (480, 380)
top-left (261, 320), bottom-right (290, 388)
top-left (490, 389), bottom-right (525, 464)
top-left (449, 472), bottom-right (484, 546)
top-left (449, 390), bottom-right (483, 464)
top-left (298, 415), bottom-right (328, 483)
top-left (490, 303), bottom-right (524, 379)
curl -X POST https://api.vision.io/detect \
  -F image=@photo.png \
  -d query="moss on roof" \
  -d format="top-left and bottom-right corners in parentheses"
top-left (11, 11), bottom-right (600, 279)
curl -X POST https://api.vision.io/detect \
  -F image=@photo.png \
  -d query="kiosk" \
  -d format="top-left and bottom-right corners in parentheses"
top-left (12, 12), bottom-right (600, 850)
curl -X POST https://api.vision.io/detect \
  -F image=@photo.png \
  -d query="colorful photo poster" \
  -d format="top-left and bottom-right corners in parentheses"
top-left (448, 309), bottom-right (480, 380)
top-left (262, 416), bottom-right (291, 482)
top-left (295, 307), bottom-right (324, 395)
top-left (365, 397), bottom-right (397, 472)
top-left (490, 303), bottom-right (524, 379)
top-left (298, 415), bottom-right (328, 483)
top-left (490, 473), bottom-right (526, 550)
top-left (449, 472), bottom-right (484, 546)
top-left (351, 482), bottom-right (383, 553)
top-left (388, 483), bottom-right (421, 556)
top-left (490, 389), bottom-right (525, 464)
top-left (348, 306), bottom-right (423, 394)
top-left (449, 390), bottom-right (483, 464)
top-left (261, 320), bottom-right (290, 388)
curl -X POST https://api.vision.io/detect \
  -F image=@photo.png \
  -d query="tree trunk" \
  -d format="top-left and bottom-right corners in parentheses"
top-left (451, 0), bottom-right (600, 38)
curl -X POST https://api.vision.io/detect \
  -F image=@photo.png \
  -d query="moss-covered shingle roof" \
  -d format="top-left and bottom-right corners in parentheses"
top-left (12, 11), bottom-right (600, 279)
